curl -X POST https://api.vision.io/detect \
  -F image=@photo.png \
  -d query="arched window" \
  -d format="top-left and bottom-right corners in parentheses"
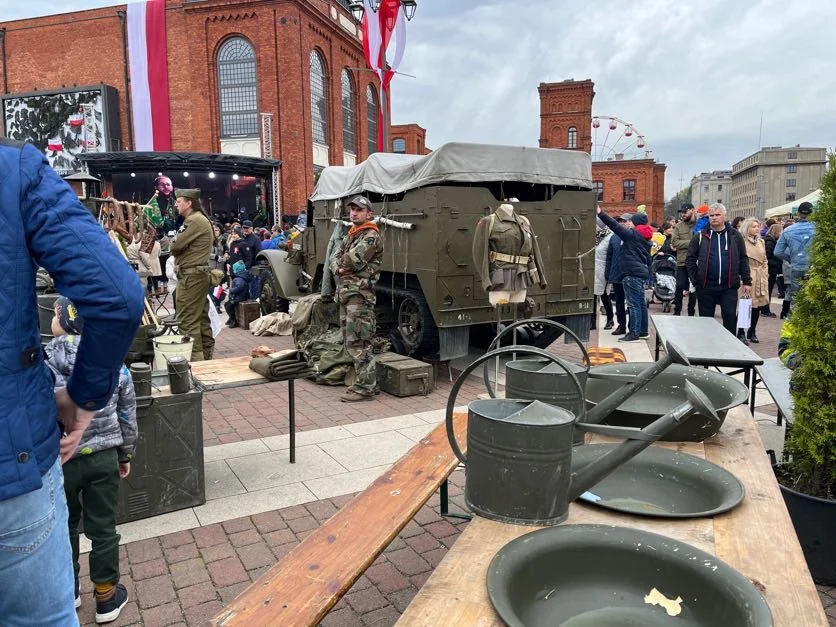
top-left (217, 37), bottom-right (258, 138)
top-left (393, 138), bottom-right (406, 153)
top-left (366, 85), bottom-right (378, 155)
top-left (567, 126), bottom-right (578, 149)
top-left (310, 50), bottom-right (328, 146)
top-left (341, 70), bottom-right (356, 155)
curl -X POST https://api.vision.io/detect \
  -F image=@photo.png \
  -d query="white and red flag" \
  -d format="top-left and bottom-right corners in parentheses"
top-left (361, 0), bottom-right (408, 151)
top-left (127, 0), bottom-right (172, 151)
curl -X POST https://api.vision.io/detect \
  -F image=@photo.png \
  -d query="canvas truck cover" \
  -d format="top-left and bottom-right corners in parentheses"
top-left (309, 142), bottom-right (593, 201)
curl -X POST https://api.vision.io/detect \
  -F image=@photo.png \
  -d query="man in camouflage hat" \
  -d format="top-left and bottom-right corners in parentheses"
top-left (170, 189), bottom-right (215, 361)
top-left (332, 195), bottom-right (383, 401)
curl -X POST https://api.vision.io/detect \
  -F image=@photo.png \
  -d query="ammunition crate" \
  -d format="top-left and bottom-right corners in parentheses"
top-left (377, 355), bottom-right (434, 397)
top-left (236, 300), bottom-right (262, 330)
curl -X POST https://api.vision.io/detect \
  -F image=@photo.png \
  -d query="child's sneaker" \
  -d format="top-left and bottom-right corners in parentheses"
top-left (74, 580), bottom-right (81, 609)
top-left (95, 583), bottom-right (128, 624)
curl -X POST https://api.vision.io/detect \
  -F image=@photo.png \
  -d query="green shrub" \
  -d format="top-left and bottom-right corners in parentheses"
top-left (783, 153), bottom-right (836, 498)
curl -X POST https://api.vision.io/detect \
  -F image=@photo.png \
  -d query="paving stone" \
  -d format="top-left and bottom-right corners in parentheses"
top-left (140, 602), bottom-right (184, 626)
top-left (192, 524), bottom-right (228, 548)
top-left (200, 541), bottom-right (236, 563)
top-left (345, 585), bottom-right (389, 614)
top-left (423, 519), bottom-right (459, 539)
top-left (236, 541), bottom-right (276, 571)
top-left (218, 581), bottom-right (251, 604)
top-left (382, 537), bottom-right (406, 553)
top-left (160, 530), bottom-right (194, 549)
top-left (177, 581), bottom-right (218, 609)
top-left (263, 527), bottom-right (298, 547)
top-left (104, 600), bottom-right (140, 626)
top-left (422, 547), bottom-right (448, 569)
top-left (329, 494), bottom-right (357, 508)
top-left (135, 574), bottom-right (176, 609)
top-left (170, 557), bottom-right (210, 589)
top-left (287, 515), bottom-right (319, 534)
top-left (271, 541), bottom-right (299, 561)
top-left (248, 565), bottom-right (273, 581)
top-left (208, 556), bottom-right (249, 587)
top-left (164, 542), bottom-right (200, 565)
top-left (387, 586), bottom-right (418, 613)
top-left (360, 605), bottom-right (402, 626)
top-left (228, 528), bottom-right (263, 547)
top-left (404, 532), bottom-right (442, 554)
top-left (385, 547), bottom-right (431, 576)
top-left (131, 557), bottom-right (168, 581)
top-left (251, 510), bottom-right (288, 533)
top-left (280, 504), bottom-right (312, 520)
top-left (183, 600), bottom-right (225, 625)
top-left (365, 562), bottom-right (410, 594)
top-left (126, 538), bottom-right (163, 564)
top-left (398, 520), bottom-right (424, 538)
top-left (306, 499), bottom-right (339, 521)
top-left (222, 516), bottom-right (255, 534)
top-left (319, 606), bottom-right (365, 627)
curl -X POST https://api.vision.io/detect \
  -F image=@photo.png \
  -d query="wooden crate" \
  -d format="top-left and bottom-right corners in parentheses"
top-left (236, 301), bottom-right (262, 330)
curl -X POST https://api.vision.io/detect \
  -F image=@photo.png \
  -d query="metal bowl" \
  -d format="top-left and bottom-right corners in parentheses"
top-left (574, 444), bottom-right (745, 518)
top-left (487, 524), bottom-right (773, 627)
top-left (584, 364), bottom-right (749, 441)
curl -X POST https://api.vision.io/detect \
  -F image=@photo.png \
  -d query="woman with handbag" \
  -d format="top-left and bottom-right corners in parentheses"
top-left (737, 217), bottom-right (769, 344)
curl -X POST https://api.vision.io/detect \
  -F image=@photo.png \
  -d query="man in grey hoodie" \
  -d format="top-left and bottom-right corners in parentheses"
top-left (45, 296), bottom-right (138, 624)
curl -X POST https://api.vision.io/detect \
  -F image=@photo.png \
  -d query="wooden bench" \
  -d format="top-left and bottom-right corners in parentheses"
top-left (750, 357), bottom-right (794, 427)
top-left (211, 411), bottom-right (468, 627)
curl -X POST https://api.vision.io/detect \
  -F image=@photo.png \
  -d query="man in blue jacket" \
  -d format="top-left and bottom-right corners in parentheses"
top-left (0, 139), bottom-right (144, 624)
top-left (775, 201), bottom-right (816, 308)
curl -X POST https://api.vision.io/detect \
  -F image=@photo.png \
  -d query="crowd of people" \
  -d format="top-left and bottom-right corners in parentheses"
top-left (594, 200), bottom-right (816, 345)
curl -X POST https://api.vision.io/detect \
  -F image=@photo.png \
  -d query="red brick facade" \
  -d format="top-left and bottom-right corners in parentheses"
top-left (538, 79), bottom-right (666, 224)
top-left (0, 0), bottom-right (384, 217)
top-left (390, 123), bottom-right (429, 154)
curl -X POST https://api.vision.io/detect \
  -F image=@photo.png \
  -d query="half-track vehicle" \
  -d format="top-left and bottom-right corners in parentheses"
top-left (257, 142), bottom-right (596, 361)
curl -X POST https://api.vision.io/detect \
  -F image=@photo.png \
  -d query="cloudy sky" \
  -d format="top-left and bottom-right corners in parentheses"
top-left (3, 0), bottom-right (834, 196)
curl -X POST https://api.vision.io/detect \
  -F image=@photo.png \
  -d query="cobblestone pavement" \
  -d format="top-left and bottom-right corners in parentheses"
top-left (77, 298), bottom-right (834, 625)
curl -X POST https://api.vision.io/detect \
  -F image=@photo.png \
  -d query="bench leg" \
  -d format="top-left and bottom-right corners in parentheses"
top-left (440, 479), bottom-right (472, 521)
top-left (289, 379), bottom-right (296, 464)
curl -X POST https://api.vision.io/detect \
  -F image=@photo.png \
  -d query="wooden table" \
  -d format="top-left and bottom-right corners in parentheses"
top-left (191, 354), bottom-right (299, 463)
top-left (652, 314), bottom-right (763, 386)
top-left (751, 358), bottom-right (794, 426)
top-left (396, 406), bottom-right (826, 626)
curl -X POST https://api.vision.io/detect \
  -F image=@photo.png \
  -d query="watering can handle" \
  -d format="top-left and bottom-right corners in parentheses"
top-left (482, 317), bottom-right (591, 399)
top-left (446, 345), bottom-right (586, 464)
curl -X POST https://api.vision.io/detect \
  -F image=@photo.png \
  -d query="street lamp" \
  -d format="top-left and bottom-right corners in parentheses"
top-left (347, 0), bottom-right (418, 152)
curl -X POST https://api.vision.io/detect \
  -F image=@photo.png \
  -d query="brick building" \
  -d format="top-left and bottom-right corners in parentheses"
top-left (538, 79), bottom-right (666, 224)
top-left (390, 123), bottom-right (430, 155)
top-left (0, 0), bottom-right (389, 218)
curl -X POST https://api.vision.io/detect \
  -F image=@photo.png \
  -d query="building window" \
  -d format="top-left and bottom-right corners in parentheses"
top-left (623, 179), bottom-right (636, 202)
top-left (366, 85), bottom-right (378, 155)
top-left (341, 69), bottom-right (356, 155)
top-left (787, 178), bottom-right (797, 187)
top-left (217, 37), bottom-right (259, 138)
top-left (417, 138), bottom-right (422, 153)
top-left (787, 151), bottom-right (798, 159)
top-left (592, 180), bottom-right (603, 202)
top-left (392, 138), bottom-right (406, 153)
top-left (310, 50), bottom-right (329, 146)
top-left (717, 184), bottom-right (722, 191)
top-left (787, 164), bottom-right (797, 173)
top-left (567, 126), bottom-right (578, 149)
top-left (703, 184), bottom-right (708, 192)
top-left (786, 192), bottom-right (796, 202)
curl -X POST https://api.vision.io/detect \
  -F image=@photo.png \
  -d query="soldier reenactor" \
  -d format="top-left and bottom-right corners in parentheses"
top-left (170, 188), bottom-right (215, 361)
top-left (333, 196), bottom-right (384, 401)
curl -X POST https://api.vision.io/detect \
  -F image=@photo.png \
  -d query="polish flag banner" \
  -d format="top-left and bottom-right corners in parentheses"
top-left (127, 0), bottom-right (172, 152)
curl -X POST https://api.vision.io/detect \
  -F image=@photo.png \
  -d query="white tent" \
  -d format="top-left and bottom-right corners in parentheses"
top-left (765, 188), bottom-right (821, 219)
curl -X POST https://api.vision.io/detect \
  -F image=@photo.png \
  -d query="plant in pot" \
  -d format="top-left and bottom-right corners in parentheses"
top-left (775, 152), bottom-right (836, 585)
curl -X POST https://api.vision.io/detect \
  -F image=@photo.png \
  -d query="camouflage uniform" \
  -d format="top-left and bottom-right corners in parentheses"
top-left (332, 222), bottom-right (383, 397)
top-left (169, 191), bottom-right (214, 361)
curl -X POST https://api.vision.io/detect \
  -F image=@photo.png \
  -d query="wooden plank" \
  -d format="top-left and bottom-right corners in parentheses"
top-left (191, 352), bottom-right (296, 391)
top-left (708, 406), bottom-right (825, 626)
top-left (211, 411), bottom-right (468, 627)
top-left (397, 407), bottom-right (825, 627)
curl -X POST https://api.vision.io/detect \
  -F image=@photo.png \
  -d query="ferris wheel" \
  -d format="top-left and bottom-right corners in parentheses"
top-left (590, 115), bottom-right (653, 162)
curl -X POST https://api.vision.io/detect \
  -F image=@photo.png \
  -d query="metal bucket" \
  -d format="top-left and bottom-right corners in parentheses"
top-left (506, 358), bottom-right (588, 445)
top-left (465, 399), bottom-right (576, 526)
top-left (167, 356), bottom-right (192, 394)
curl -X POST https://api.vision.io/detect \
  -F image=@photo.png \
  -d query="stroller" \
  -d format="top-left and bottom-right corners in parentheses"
top-left (647, 252), bottom-right (678, 312)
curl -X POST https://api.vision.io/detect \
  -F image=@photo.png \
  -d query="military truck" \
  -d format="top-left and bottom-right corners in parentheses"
top-left (257, 142), bottom-right (596, 361)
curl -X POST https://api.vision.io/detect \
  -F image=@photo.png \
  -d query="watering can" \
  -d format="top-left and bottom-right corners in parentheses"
top-left (482, 318), bottom-right (691, 439)
top-left (446, 346), bottom-right (719, 525)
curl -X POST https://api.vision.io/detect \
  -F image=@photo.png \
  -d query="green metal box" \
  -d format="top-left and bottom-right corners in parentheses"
top-left (116, 377), bottom-right (205, 524)
top-left (377, 356), bottom-right (434, 397)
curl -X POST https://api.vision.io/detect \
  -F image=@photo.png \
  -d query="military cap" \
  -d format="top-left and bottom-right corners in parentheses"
top-left (347, 195), bottom-right (373, 212)
top-left (174, 188), bottom-right (201, 200)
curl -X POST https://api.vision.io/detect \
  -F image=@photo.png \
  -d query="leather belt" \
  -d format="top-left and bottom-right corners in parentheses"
top-left (178, 265), bottom-right (210, 277)
top-left (490, 252), bottom-right (529, 265)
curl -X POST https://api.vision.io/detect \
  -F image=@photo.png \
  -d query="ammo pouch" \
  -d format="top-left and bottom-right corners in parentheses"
top-left (209, 269), bottom-right (224, 287)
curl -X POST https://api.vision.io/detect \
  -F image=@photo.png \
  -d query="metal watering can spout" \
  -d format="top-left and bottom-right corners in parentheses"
top-left (582, 341), bottom-right (690, 425)
top-left (567, 380), bottom-right (719, 502)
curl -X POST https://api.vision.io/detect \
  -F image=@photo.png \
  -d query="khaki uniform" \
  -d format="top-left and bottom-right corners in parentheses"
top-left (332, 223), bottom-right (383, 396)
top-left (472, 204), bottom-right (547, 292)
top-left (170, 210), bottom-right (214, 361)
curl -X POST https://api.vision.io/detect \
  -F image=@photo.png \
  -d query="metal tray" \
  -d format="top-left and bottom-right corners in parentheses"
top-left (574, 444), bottom-right (745, 518)
top-left (487, 524), bottom-right (773, 627)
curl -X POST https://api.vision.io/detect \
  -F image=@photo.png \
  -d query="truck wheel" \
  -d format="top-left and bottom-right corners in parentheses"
top-left (396, 292), bottom-right (439, 356)
top-left (259, 265), bottom-right (289, 315)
